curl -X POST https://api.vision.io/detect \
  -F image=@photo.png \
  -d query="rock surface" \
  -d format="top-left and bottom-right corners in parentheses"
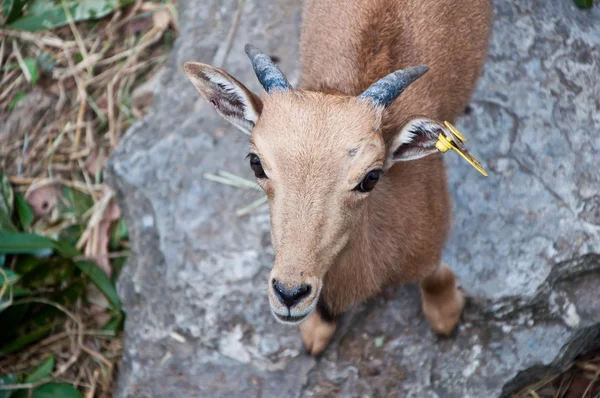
top-left (105, 0), bottom-right (600, 397)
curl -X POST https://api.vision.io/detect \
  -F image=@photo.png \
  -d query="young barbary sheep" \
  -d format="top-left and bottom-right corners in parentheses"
top-left (184, 0), bottom-right (492, 355)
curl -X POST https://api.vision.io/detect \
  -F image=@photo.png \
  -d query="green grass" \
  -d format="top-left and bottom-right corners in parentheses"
top-left (0, 1), bottom-right (176, 395)
top-left (0, 171), bottom-right (127, 396)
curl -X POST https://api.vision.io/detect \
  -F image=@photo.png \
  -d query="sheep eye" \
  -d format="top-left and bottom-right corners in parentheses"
top-left (249, 154), bottom-right (267, 179)
top-left (355, 169), bottom-right (382, 193)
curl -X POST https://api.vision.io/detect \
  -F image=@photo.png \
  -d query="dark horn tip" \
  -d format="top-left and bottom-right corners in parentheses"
top-left (244, 44), bottom-right (259, 56)
top-left (415, 65), bottom-right (429, 74)
top-left (404, 65), bottom-right (429, 78)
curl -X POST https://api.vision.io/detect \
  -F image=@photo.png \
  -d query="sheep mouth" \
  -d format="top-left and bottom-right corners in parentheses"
top-left (272, 310), bottom-right (310, 325)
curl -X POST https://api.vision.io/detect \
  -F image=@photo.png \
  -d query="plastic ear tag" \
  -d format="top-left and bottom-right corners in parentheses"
top-left (435, 121), bottom-right (488, 177)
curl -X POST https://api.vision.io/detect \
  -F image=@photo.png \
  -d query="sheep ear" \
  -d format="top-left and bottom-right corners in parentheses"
top-left (184, 62), bottom-right (262, 135)
top-left (385, 117), bottom-right (443, 168)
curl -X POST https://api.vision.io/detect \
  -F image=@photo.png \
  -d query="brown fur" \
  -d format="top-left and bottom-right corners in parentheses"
top-left (299, 0), bottom-right (491, 315)
top-left (184, 0), bottom-right (492, 355)
top-left (300, 310), bottom-right (337, 356)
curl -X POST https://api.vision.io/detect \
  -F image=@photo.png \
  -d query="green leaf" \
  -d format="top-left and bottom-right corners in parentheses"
top-left (32, 382), bottom-right (83, 398)
top-left (0, 174), bottom-right (16, 232)
top-left (0, 373), bottom-right (18, 398)
top-left (57, 225), bottom-right (81, 248)
top-left (0, 210), bottom-right (17, 233)
top-left (11, 286), bottom-right (30, 297)
top-left (9, 0), bottom-right (134, 32)
top-left (0, 174), bottom-right (14, 216)
top-left (0, 267), bottom-right (20, 285)
top-left (0, 233), bottom-right (121, 309)
top-left (1, 0), bottom-right (14, 19)
top-left (2, 0), bottom-right (26, 23)
top-left (0, 323), bottom-right (54, 355)
top-left (59, 281), bottom-right (85, 304)
top-left (8, 92), bottom-right (26, 110)
top-left (26, 300), bottom-right (65, 328)
top-left (23, 58), bottom-right (39, 85)
top-left (19, 258), bottom-right (74, 289)
top-left (110, 254), bottom-right (128, 283)
top-left (0, 174), bottom-right (14, 215)
top-left (74, 260), bottom-right (120, 309)
top-left (10, 391), bottom-right (29, 398)
top-left (374, 336), bottom-right (385, 348)
top-left (0, 255), bottom-right (4, 267)
top-left (14, 194), bottom-right (34, 230)
top-left (25, 355), bottom-right (54, 383)
top-left (48, 239), bottom-right (78, 258)
top-left (0, 233), bottom-right (54, 254)
top-left (14, 255), bottom-right (40, 275)
top-left (58, 187), bottom-right (76, 219)
top-left (574, 0), bottom-right (593, 8)
top-left (0, 285), bottom-right (30, 315)
top-left (109, 219), bottom-right (128, 249)
top-left (0, 300), bottom-right (29, 334)
top-left (36, 52), bottom-right (56, 73)
top-left (69, 188), bottom-right (94, 219)
top-left (28, 0), bottom-right (55, 15)
top-left (2, 62), bottom-right (18, 72)
top-left (102, 312), bottom-right (123, 333)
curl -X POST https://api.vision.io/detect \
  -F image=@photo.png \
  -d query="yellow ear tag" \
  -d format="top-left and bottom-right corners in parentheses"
top-left (435, 121), bottom-right (488, 177)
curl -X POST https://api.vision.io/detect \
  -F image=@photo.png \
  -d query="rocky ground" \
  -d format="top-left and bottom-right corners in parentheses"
top-left (106, 0), bottom-right (600, 397)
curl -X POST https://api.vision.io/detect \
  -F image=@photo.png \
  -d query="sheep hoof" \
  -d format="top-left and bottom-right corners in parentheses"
top-left (300, 311), bottom-right (336, 356)
top-left (420, 265), bottom-right (465, 336)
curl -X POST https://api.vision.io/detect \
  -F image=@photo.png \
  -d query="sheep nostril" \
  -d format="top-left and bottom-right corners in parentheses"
top-left (272, 281), bottom-right (312, 308)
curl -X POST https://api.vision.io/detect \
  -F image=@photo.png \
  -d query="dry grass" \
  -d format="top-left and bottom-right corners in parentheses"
top-left (510, 349), bottom-right (600, 398)
top-left (2, 2), bottom-right (597, 397)
top-left (0, 1), bottom-right (177, 179)
top-left (0, 1), bottom-right (177, 396)
top-left (0, 299), bottom-right (122, 397)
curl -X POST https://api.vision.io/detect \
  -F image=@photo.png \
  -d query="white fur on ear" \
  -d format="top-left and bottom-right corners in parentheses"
top-left (184, 62), bottom-right (262, 135)
top-left (386, 117), bottom-right (444, 167)
top-left (200, 69), bottom-right (261, 127)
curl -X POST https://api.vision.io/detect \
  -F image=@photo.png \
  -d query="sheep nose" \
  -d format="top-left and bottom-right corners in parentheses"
top-left (272, 279), bottom-right (312, 308)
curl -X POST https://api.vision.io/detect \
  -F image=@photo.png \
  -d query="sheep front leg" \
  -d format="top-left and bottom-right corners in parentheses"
top-left (420, 264), bottom-right (465, 336)
top-left (300, 309), bottom-right (336, 356)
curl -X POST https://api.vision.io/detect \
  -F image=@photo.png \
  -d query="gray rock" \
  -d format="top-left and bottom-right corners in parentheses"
top-left (105, 0), bottom-right (600, 396)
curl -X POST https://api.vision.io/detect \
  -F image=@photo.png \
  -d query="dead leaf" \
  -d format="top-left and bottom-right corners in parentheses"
top-left (84, 186), bottom-right (121, 277)
top-left (565, 373), bottom-right (600, 398)
top-left (84, 148), bottom-right (107, 177)
top-left (83, 186), bottom-right (121, 326)
top-left (124, 14), bottom-right (153, 36)
top-left (24, 180), bottom-right (63, 219)
top-left (140, 2), bottom-right (161, 12)
top-left (86, 284), bottom-right (113, 327)
top-left (152, 8), bottom-right (172, 31)
top-left (0, 89), bottom-right (55, 144)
